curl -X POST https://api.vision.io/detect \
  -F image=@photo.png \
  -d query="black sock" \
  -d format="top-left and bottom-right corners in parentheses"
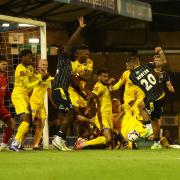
top-left (154, 138), bottom-right (160, 142)
top-left (142, 119), bottom-right (151, 125)
top-left (57, 130), bottom-right (66, 140)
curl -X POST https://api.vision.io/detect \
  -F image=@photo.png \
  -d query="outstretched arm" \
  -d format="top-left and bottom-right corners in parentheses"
top-left (109, 76), bottom-right (125, 91)
top-left (64, 17), bottom-right (86, 53)
top-left (76, 115), bottom-right (95, 126)
top-left (154, 47), bottom-right (167, 67)
top-left (22, 74), bottom-right (42, 89)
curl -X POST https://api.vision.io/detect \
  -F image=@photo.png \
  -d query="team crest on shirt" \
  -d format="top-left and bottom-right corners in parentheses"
top-left (135, 71), bottom-right (140, 75)
top-left (93, 86), bottom-right (98, 91)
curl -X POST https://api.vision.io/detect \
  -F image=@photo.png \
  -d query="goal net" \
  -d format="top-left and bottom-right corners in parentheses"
top-left (0, 15), bottom-right (48, 149)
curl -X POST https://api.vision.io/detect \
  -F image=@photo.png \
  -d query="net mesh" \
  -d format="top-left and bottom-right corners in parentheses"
top-left (0, 25), bottom-right (41, 147)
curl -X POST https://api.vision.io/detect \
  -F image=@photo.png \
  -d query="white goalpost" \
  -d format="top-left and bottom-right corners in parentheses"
top-left (0, 14), bottom-right (49, 149)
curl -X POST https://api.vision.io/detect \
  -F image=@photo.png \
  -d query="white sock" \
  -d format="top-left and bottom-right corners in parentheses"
top-left (12, 140), bottom-right (20, 147)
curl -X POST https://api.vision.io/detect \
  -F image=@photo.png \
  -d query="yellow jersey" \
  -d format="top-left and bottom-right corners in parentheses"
top-left (120, 112), bottom-right (149, 139)
top-left (113, 70), bottom-right (144, 102)
top-left (12, 64), bottom-right (34, 96)
top-left (92, 82), bottom-right (112, 113)
top-left (70, 59), bottom-right (93, 90)
top-left (30, 75), bottom-right (53, 105)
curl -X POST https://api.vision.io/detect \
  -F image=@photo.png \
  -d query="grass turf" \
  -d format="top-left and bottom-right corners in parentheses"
top-left (0, 149), bottom-right (180, 180)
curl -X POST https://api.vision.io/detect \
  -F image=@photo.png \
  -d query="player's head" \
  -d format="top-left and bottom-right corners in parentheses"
top-left (78, 122), bottom-right (93, 139)
top-left (0, 55), bottom-right (8, 72)
top-left (72, 44), bottom-right (90, 63)
top-left (126, 56), bottom-right (140, 71)
top-left (153, 54), bottom-right (160, 62)
top-left (20, 49), bottom-right (32, 65)
top-left (38, 59), bottom-right (48, 73)
top-left (97, 68), bottom-right (109, 85)
top-left (112, 98), bottom-right (122, 113)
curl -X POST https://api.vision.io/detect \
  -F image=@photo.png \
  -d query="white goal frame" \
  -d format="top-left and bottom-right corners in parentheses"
top-left (0, 14), bottom-right (49, 149)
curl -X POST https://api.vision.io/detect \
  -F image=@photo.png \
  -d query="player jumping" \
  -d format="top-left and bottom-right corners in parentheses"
top-left (127, 47), bottom-right (167, 149)
top-left (51, 17), bottom-right (86, 151)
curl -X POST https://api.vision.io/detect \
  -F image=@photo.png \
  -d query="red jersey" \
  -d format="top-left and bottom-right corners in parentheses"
top-left (0, 73), bottom-right (11, 106)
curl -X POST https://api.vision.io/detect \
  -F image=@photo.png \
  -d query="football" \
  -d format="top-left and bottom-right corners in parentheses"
top-left (127, 130), bottom-right (140, 142)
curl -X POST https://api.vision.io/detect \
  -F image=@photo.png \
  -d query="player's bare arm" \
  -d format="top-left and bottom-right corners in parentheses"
top-left (64, 17), bottom-right (86, 53)
top-left (109, 75), bottom-right (125, 91)
top-left (154, 47), bottom-right (167, 67)
top-left (166, 81), bottom-right (175, 93)
top-left (47, 88), bottom-right (57, 109)
top-left (76, 115), bottom-right (95, 126)
top-left (22, 74), bottom-right (42, 89)
top-left (86, 92), bottom-right (103, 129)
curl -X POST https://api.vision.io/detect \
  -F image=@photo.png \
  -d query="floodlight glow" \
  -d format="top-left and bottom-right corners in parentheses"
top-left (2, 23), bottom-right (10, 27)
top-left (19, 24), bottom-right (35, 27)
top-left (29, 38), bottom-right (39, 43)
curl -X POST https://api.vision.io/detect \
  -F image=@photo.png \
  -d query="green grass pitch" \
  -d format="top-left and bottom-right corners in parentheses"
top-left (0, 149), bottom-right (180, 180)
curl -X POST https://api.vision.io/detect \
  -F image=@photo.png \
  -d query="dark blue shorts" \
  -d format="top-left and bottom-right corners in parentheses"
top-left (51, 89), bottom-right (72, 112)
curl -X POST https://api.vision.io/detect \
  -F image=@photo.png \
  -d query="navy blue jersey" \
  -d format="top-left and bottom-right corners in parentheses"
top-left (129, 62), bottom-right (164, 102)
top-left (158, 71), bottom-right (170, 85)
top-left (52, 51), bottom-right (72, 91)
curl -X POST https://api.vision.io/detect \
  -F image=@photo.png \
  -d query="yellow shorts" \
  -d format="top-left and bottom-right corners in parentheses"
top-left (11, 94), bottom-right (30, 115)
top-left (95, 112), bottom-right (113, 130)
top-left (30, 102), bottom-right (46, 120)
top-left (121, 123), bottom-right (152, 140)
top-left (69, 88), bottom-right (86, 107)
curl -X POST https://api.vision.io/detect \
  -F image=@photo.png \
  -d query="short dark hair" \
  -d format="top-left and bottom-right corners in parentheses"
top-left (97, 68), bottom-right (109, 76)
top-left (76, 44), bottom-right (89, 50)
top-left (70, 44), bottom-right (89, 60)
top-left (0, 55), bottom-right (6, 62)
top-left (71, 44), bottom-right (89, 52)
top-left (20, 49), bottom-right (32, 57)
top-left (126, 56), bottom-right (139, 63)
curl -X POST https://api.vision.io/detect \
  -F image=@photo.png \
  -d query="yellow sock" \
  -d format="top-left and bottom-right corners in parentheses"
top-left (85, 136), bottom-right (106, 146)
top-left (15, 121), bottom-right (29, 141)
top-left (34, 128), bottom-right (43, 146)
top-left (19, 136), bottom-right (24, 143)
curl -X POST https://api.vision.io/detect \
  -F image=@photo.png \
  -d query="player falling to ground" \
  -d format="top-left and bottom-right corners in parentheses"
top-left (10, 49), bottom-right (44, 152)
top-left (0, 56), bottom-right (15, 151)
top-left (109, 66), bottom-right (144, 120)
top-left (127, 47), bottom-right (167, 150)
top-left (69, 44), bottom-right (93, 113)
top-left (112, 99), bottom-right (152, 143)
top-left (30, 59), bottom-right (54, 149)
top-left (51, 17), bottom-right (86, 151)
top-left (75, 69), bottom-right (113, 150)
top-left (111, 98), bottom-right (176, 149)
